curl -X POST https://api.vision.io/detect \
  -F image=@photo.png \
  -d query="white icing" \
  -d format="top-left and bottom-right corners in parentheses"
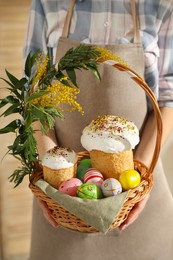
top-left (42, 147), bottom-right (77, 169)
top-left (81, 115), bottom-right (139, 153)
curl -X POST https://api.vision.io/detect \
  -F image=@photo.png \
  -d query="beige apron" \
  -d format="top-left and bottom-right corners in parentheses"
top-left (29, 1), bottom-right (173, 259)
top-left (54, 0), bottom-right (147, 151)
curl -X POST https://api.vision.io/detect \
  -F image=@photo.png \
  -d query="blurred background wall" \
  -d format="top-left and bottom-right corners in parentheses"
top-left (0, 1), bottom-right (32, 260)
top-left (0, 0), bottom-right (172, 260)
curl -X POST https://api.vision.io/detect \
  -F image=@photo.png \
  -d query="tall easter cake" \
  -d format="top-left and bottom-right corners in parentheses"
top-left (81, 115), bottom-right (139, 180)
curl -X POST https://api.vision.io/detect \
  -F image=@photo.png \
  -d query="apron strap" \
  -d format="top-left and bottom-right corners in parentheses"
top-left (61, 0), bottom-right (75, 38)
top-left (131, 0), bottom-right (141, 43)
top-left (61, 0), bottom-right (141, 43)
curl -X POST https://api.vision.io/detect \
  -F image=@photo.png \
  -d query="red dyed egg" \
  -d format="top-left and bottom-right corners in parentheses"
top-left (84, 168), bottom-right (104, 187)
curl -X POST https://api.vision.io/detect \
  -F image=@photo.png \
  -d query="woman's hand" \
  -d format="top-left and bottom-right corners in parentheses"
top-left (119, 194), bottom-right (150, 231)
top-left (37, 198), bottom-right (59, 228)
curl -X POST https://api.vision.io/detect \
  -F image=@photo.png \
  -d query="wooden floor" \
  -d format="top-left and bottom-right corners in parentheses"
top-left (0, 1), bottom-right (173, 260)
top-left (0, 1), bottom-right (32, 259)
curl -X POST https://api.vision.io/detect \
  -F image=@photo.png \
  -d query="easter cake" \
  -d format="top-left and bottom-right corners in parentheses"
top-left (42, 146), bottom-right (77, 189)
top-left (81, 115), bottom-right (139, 180)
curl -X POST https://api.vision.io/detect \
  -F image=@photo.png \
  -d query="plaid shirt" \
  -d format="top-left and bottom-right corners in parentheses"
top-left (24, 0), bottom-right (173, 108)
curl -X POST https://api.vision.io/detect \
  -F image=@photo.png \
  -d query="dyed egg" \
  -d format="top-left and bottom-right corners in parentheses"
top-left (84, 168), bottom-right (104, 187)
top-left (101, 178), bottom-right (122, 197)
top-left (59, 178), bottom-right (83, 196)
top-left (76, 163), bottom-right (91, 182)
top-left (119, 169), bottom-right (141, 190)
top-left (79, 158), bottom-right (92, 167)
top-left (77, 183), bottom-right (102, 199)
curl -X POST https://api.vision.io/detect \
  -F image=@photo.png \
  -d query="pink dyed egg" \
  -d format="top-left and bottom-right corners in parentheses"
top-left (101, 178), bottom-right (122, 197)
top-left (59, 178), bottom-right (83, 196)
top-left (84, 168), bottom-right (104, 187)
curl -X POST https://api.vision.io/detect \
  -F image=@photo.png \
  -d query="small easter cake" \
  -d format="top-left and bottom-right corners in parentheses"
top-left (42, 146), bottom-right (77, 189)
top-left (81, 115), bottom-right (139, 180)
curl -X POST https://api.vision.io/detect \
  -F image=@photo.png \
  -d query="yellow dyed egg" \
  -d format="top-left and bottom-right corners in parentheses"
top-left (119, 169), bottom-right (141, 190)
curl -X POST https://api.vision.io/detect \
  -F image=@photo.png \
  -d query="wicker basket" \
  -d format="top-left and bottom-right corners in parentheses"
top-left (29, 61), bottom-right (163, 233)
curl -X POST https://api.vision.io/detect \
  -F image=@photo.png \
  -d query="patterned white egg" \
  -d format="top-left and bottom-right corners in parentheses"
top-left (101, 178), bottom-right (122, 197)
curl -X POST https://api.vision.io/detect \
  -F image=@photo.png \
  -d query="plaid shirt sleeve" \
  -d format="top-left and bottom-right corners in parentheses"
top-left (23, 0), bottom-right (48, 56)
top-left (158, 8), bottom-right (173, 108)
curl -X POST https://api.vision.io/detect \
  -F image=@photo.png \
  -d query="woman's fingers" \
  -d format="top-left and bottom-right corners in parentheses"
top-left (119, 194), bottom-right (150, 231)
top-left (37, 198), bottom-right (59, 228)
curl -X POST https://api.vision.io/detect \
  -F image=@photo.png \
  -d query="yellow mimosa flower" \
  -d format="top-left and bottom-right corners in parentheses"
top-left (31, 82), bottom-right (84, 115)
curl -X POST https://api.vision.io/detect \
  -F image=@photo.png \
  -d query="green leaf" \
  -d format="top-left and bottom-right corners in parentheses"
top-left (0, 96), bottom-right (19, 108)
top-left (24, 112), bottom-right (33, 130)
top-left (0, 120), bottom-right (20, 134)
top-left (11, 90), bottom-right (21, 100)
top-left (25, 90), bottom-right (47, 103)
top-left (31, 49), bottom-right (41, 65)
top-left (66, 69), bottom-right (77, 87)
top-left (87, 65), bottom-right (101, 80)
top-left (15, 78), bottom-right (27, 100)
top-left (58, 44), bottom-right (100, 71)
top-left (5, 69), bottom-right (19, 85)
top-left (45, 113), bottom-right (55, 129)
top-left (24, 50), bottom-right (41, 78)
top-left (32, 106), bottom-right (65, 132)
top-left (30, 106), bottom-right (47, 121)
top-left (10, 135), bottom-right (23, 154)
top-left (24, 52), bottom-right (32, 77)
top-left (36, 111), bottom-right (55, 132)
top-left (45, 107), bottom-right (64, 120)
top-left (38, 65), bottom-right (56, 87)
top-left (22, 133), bottom-right (38, 161)
top-left (0, 77), bottom-right (15, 88)
top-left (16, 78), bottom-right (27, 90)
top-left (55, 71), bottom-right (72, 88)
top-left (8, 165), bottom-right (31, 188)
top-left (0, 103), bottom-right (20, 117)
top-left (39, 120), bottom-right (47, 134)
top-left (5, 85), bottom-right (22, 100)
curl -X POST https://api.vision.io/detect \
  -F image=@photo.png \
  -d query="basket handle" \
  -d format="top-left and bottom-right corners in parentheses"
top-left (98, 60), bottom-right (163, 175)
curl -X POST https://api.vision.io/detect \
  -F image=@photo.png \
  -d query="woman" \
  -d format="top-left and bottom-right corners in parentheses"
top-left (24, 0), bottom-right (173, 259)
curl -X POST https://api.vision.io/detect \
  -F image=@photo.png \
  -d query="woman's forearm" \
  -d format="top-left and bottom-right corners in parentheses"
top-left (134, 107), bottom-right (173, 167)
top-left (160, 107), bottom-right (173, 145)
top-left (33, 122), bottom-right (58, 160)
